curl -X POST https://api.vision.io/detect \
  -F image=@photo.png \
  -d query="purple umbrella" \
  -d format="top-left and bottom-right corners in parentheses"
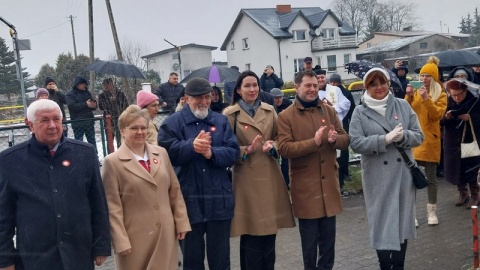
top-left (208, 65), bottom-right (221, 83)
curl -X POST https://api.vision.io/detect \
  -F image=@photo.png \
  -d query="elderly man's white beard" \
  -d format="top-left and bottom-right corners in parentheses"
top-left (192, 108), bottom-right (209, 119)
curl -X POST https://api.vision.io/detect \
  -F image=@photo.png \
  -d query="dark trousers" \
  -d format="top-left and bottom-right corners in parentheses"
top-left (337, 149), bottom-right (349, 188)
top-left (376, 240), bottom-right (408, 270)
top-left (280, 156), bottom-right (290, 189)
top-left (240, 234), bottom-right (276, 270)
top-left (181, 219), bottom-right (231, 270)
top-left (298, 216), bottom-right (336, 270)
top-left (72, 120), bottom-right (97, 150)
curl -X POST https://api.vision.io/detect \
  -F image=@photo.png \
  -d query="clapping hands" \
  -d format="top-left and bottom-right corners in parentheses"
top-left (385, 123), bottom-right (404, 144)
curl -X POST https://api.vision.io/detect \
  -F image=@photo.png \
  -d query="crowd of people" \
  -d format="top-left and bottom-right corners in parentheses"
top-left (1, 57), bottom-right (480, 270)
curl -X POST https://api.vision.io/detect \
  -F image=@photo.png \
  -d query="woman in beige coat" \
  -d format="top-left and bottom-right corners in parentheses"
top-left (223, 71), bottom-right (295, 270)
top-left (102, 105), bottom-right (191, 270)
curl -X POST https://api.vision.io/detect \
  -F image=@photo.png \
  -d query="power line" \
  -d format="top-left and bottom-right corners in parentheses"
top-left (23, 21), bottom-right (69, 38)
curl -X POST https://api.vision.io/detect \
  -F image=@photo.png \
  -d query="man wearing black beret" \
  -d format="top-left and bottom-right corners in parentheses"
top-left (158, 78), bottom-right (240, 270)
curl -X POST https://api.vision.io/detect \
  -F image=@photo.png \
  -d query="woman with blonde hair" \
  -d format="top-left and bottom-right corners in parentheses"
top-left (405, 56), bottom-right (447, 225)
top-left (102, 104), bottom-right (191, 270)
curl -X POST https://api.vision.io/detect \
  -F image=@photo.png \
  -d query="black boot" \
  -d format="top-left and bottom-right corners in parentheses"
top-left (467, 182), bottom-right (480, 209)
top-left (455, 185), bottom-right (469, 206)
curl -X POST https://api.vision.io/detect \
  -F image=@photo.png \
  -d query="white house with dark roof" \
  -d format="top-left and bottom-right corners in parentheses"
top-left (220, 5), bottom-right (359, 83)
top-left (142, 43), bottom-right (217, 83)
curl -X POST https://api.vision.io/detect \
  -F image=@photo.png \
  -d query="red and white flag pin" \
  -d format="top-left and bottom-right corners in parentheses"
top-left (153, 159), bottom-right (158, 164)
top-left (62, 160), bottom-right (70, 167)
top-left (210, 126), bottom-right (216, 132)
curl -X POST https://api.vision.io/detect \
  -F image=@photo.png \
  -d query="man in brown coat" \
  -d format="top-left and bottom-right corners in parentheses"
top-left (277, 70), bottom-right (349, 270)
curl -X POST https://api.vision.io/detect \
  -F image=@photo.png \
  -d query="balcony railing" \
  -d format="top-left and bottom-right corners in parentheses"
top-left (312, 36), bottom-right (358, 50)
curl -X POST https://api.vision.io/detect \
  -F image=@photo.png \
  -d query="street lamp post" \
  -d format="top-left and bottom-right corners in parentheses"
top-left (164, 39), bottom-right (182, 80)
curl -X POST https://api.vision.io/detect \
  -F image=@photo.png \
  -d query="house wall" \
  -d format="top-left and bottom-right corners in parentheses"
top-left (225, 14), bottom-right (358, 85)
top-left (358, 34), bottom-right (400, 51)
top-left (146, 47), bottom-right (213, 83)
top-left (225, 15), bottom-right (279, 77)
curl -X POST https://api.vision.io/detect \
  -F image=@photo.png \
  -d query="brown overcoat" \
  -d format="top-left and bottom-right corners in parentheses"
top-left (102, 143), bottom-right (191, 270)
top-left (223, 103), bottom-right (295, 237)
top-left (277, 99), bottom-right (349, 219)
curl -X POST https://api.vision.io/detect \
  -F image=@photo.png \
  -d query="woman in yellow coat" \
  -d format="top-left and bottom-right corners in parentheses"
top-left (223, 71), bottom-right (295, 270)
top-left (405, 56), bottom-right (447, 225)
top-left (102, 105), bottom-right (191, 270)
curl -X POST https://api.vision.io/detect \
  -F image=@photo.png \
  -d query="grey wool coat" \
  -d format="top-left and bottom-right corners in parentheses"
top-left (349, 94), bottom-right (424, 251)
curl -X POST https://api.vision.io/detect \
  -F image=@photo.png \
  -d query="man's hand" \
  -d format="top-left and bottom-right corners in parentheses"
top-left (94, 256), bottom-right (108, 266)
top-left (161, 102), bottom-right (167, 108)
top-left (86, 99), bottom-right (97, 108)
top-left (445, 110), bottom-right (453, 120)
top-left (458, 114), bottom-right (470, 121)
top-left (193, 130), bottom-right (212, 155)
top-left (0, 264), bottom-right (15, 270)
top-left (394, 60), bottom-right (404, 69)
top-left (314, 126), bottom-right (328, 146)
top-left (327, 125), bottom-right (337, 144)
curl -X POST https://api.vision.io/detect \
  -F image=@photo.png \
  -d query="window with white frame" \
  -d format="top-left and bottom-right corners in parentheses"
top-left (327, 55), bottom-right (337, 71)
top-left (293, 30), bottom-right (307, 41)
top-left (231, 41), bottom-right (235, 50)
top-left (344, 54), bottom-right (351, 65)
top-left (243, 38), bottom-right (249, 49)
top-left (420, 42), bottom-right (427, 49)
top-left (321, 28), bottom-right (335, 38)
top-left (294, 58), bottom-right (304, 73)
top-left (245, 63), bottom-right (251, 70)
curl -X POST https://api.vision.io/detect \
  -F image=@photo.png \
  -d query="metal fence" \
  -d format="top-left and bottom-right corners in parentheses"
top-left (0, 111), bottom-right (171, 163)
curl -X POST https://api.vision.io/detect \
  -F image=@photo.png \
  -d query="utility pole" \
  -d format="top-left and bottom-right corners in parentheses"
top-left (105, 0), bottom-right (123, 60)
top-left (164, 39), bottom-right (182, 80)
top-left (68, 15), bottom-right (78, 58)
top-left (88, 0), bottom-right (95, 96)
top-left (0, 16), bottom-right (27, 117)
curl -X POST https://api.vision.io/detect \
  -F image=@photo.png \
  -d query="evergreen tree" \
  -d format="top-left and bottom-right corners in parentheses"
top-left (0, 37), bottom-right (31, 102)
top-left (35, 64), bottom-right (56, 88)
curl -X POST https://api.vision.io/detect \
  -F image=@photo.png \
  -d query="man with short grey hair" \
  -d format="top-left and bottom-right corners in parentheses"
top-left (0, 99), bottom-right (111, 270)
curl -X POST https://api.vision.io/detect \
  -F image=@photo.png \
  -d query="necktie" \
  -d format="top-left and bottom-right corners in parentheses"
top-left (50, 150), bottom-right (55, 157)
top-left (139, 160), bottom-right (150, 172)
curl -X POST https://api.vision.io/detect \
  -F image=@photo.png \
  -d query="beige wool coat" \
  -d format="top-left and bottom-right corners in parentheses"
top-left (223, 103), bottom-right (295, 237)
top-left (102, 143), bottom-right (191, 270)
top-left (277, 99), bottom-right (349, 219)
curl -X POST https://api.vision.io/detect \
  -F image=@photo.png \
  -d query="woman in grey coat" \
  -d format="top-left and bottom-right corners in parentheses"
top-left (349, 68), bottom-right (424, 270)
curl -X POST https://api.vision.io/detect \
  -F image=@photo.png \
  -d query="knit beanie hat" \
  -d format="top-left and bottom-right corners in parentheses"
top-left (44, 76), bottom-right (56, 87)
top-left (36, 88), bottom-right (49, 99)
top-left (329, 73), bottom-right (342, 83)
top-left (419, 56), bottom-right (440, 83)
top-left (136, 90), bottom-right (159, 109)
top-left (453, 69), bottom-right (468, 77)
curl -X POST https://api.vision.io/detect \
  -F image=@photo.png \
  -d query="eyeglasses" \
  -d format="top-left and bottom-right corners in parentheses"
top-left (450, 92), bottom-right (466, 98)
top-left (127, 126), bottom-right (148, 132)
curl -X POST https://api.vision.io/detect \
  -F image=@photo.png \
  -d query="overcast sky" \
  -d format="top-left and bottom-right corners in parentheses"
top-left (0, 0), bottom-right (476, 76)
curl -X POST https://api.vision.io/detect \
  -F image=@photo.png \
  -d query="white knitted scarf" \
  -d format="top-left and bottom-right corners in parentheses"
top-left (363, 92), bottom-right (390, 117)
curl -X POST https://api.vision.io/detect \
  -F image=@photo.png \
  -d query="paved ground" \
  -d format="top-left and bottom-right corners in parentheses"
top-left (97, 176), bottom-right (478, 270)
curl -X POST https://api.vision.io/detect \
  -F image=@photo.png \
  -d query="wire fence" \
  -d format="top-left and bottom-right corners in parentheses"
top-left (0, 111), bottom-right (171, 163)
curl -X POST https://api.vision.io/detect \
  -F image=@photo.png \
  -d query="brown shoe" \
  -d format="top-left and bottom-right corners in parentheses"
top-left (455, 186), bottom-right (469, 206)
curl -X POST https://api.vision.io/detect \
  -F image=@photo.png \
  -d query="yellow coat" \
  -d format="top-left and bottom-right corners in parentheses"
top-left (406, 91), bottom-right (447, 163)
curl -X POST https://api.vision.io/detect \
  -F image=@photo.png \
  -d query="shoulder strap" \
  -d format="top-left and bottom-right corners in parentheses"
top-left (233, 111), bottom-right (238, 135)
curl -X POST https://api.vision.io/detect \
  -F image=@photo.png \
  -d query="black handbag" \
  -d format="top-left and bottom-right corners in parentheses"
top-left (395, 146), bottom-right (428, 189)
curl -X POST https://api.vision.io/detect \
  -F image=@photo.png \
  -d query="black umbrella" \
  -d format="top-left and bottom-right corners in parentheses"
top-left (345, 59), bottom-right (404, 98)
top-left (84, 60), bottom-right (145, 79)
top-left (434, 50), bottom-right (480, 69)
top-left (180, 65), bottom-right (241, 84)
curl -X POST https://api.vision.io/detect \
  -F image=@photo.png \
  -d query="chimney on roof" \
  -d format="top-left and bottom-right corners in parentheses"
top-left (276, 4), bottom-right (292, 13)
